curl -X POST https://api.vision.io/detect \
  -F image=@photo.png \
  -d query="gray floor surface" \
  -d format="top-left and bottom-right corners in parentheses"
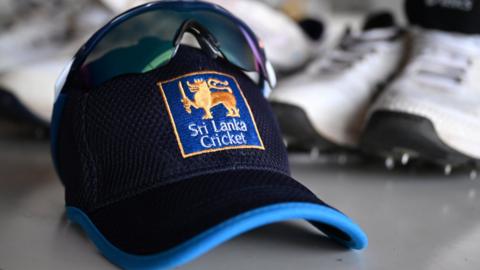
top-left (1, 139), bottom-right (479, 270)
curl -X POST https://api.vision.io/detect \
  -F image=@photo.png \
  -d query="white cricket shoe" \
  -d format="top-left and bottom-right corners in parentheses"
top-left (362, 28), bottom-right (480, 167)
top-left (270, 12), bottom-right (406, 151)
top-left (0, 0), bottom-right (110, 127)
top-left (0, 57), bottom-right (69, 125)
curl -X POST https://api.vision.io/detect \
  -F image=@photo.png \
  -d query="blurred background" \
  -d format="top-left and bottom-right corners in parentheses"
top-left (0, 0), bottom-right (403, 139)
top-left (1, 1), bottom-right (480, 270)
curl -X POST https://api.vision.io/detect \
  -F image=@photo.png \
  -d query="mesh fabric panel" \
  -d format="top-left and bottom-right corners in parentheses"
top-left (58, 45), bottom-right (289, 212)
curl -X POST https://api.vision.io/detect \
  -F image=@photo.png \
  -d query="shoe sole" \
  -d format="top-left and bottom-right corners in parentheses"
top-left (270, 102), bottom-right (338, 152)
top-left (360, 110), bottom-right (478, 167)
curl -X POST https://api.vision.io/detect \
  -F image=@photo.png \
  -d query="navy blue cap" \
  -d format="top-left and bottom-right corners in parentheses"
top-left (52, 45), bottom-right (367, 270)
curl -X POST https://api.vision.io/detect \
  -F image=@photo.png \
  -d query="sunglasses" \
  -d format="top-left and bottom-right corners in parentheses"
top-left (55, 0), bottom-right (276, 99)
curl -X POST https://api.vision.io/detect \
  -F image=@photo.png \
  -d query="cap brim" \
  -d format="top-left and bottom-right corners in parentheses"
top-left (66, 170), bottom-right (367, 269)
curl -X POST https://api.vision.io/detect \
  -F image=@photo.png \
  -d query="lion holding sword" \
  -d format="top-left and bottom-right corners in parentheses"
top-left (179, 78), bottom-right (240, 119)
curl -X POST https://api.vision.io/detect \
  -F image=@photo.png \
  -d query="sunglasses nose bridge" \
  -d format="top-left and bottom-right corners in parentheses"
top-left (173, 20), bottom-right (222, 59)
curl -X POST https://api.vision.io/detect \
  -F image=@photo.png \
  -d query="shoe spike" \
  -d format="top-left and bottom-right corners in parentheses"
top-left (310, 147), bottom-right (320, 160)
top-left (444, 164), bottom-right (452, 175)
top-left (400, 153), bottom-right (410, 166)
top-left (470, 169), bottom-right (477, 180)
top-left (385, 156), bottom-right (395, 170)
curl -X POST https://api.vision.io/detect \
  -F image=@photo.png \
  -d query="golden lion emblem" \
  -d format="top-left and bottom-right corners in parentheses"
top-left (179, 78), bottom-right (240, 119)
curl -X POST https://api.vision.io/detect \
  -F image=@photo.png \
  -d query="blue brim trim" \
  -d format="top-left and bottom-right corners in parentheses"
top-left (50, 93), bottom-right (66, 173)
top-left (67, 202), bottom-right (367, 270)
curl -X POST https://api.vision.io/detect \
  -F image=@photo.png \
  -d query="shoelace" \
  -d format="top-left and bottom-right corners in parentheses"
top-left (310, 28), bottom-right (399, 74)
top-left (411, 29), bottom-right (480, 87)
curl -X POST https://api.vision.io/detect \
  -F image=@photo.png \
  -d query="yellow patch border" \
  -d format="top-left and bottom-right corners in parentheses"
top-left (157, 71), bottom-right (265, 158)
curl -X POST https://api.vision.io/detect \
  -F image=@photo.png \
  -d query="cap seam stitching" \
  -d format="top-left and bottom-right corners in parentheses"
top-left (81, 93), bottom-right (99, 210)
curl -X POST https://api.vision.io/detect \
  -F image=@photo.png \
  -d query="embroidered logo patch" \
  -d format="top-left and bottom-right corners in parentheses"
top-left (157, 71), bottom-right (264, 158)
